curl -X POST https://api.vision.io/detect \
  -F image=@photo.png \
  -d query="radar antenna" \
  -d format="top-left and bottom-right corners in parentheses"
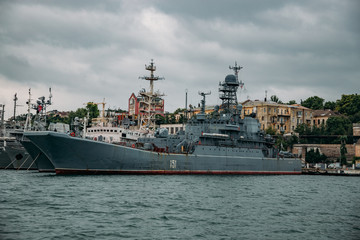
top-left (229, 61), bottom-right (244, 89)
top-left (198, 91), bottom-right (211, 114)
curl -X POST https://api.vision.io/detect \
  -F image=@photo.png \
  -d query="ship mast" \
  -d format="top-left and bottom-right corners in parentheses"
top-left (229, 61), bottom-right (243, 83)
top-left (0, 104), bottom-right (4, 137)
top-left (13, 93), bottom-right (18, 126)
top-left (219, 61), bottom-right (242, 114)
top-left (138, 59), bottom-right (165, 131)
top-left (24, 89), bottom-right (32, 131)
top-left (229, 61), bottom-right (245, 100)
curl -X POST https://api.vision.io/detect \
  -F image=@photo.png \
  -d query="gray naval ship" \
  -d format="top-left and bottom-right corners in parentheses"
top-left (1, 99), bottom-right (37, 170)
top-left (20, 89), bottom-right (68, 172)
top-left (25, 62), bottom-right (301, 175)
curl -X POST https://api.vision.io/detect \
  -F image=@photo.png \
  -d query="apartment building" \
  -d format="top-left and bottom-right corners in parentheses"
top-left (312, 109), bottom-right (340, 127)
top-left (241, 100), bottom-right (312, 134)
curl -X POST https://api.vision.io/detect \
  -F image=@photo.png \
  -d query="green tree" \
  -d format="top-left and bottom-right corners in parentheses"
top-left (287, 100), bottom-right (297, 105)
top-left (276, 136), bottom-right (289, 151)
top-left (170, 114), bottom-right (176, 124)
top-left (340, 136), bottom-right (347, 166)
top-left (270, 95), bottom-right (280, 103)
top-left (336, 94), bottom-right (360, 123)
top-left (265, 126), bottom-right (276, 135)
top-left (349, 112), bottom-right (360, 123)
top-left (326, 116), bottom-right (352, 135)
top-left (164, 114), bottom-right (170, 124)
top-left (295, 123), bottom-right (312, 135)
top-left (155, 115), bottom-right (165, 125)
top-left (174, 108), bottom-right (186, 115)
top-left (86, 102), bottom-right (100, 119)
top-left (47, 114), bottom-right (67, 124)
top-left (301, 96), bottom-right (324, 110)
top-left (324, 101), bottom-right (336, 110)
top-left (178, 114), bottom-right (184, 124)
top-left (63, 103), bottom-right (99, 125)
top-left (311, 125), bottom-right (326, 135)
top-left (305, 148), bottom-right (327, 164)
top-left (286, 134), bottom-right (299, 150)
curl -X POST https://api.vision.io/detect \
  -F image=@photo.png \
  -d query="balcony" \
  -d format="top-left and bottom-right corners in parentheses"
top-left (278, 111), bottom-right (290, 116)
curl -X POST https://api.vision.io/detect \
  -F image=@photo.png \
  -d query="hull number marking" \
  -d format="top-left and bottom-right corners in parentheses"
top-left (170, 160), bottom-right (176, 169)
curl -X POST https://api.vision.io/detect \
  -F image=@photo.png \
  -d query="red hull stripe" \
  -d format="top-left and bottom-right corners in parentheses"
top-left (38, 169), bottom-right (56, 173)
top-left (55, 169), bottom-right (301, 175)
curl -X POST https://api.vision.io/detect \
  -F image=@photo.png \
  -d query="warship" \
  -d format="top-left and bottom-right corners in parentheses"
top-left (25, 61), bottom-right (301, 175)
top-left (0, 138), bottom-right (13, 169)
top-left (0, 100), bottom-right (36, 170)
top-left (20, 88), bottom-right (59, 172)
top-left (0, 104), bottom-right (12, 169)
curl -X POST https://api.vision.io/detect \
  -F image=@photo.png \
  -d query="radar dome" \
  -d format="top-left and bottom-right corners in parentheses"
top-left (225, 74), bottom-right (237, 83)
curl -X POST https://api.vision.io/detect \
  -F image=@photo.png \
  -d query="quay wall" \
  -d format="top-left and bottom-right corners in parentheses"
top-left (292, 144), bottom-right (357, 162)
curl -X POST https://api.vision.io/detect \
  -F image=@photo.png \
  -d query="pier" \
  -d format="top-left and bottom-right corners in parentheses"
top-left (302, 168), bottom-right (360, 176)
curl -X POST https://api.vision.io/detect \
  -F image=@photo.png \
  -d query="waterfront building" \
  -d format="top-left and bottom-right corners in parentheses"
top-left (241, 100), bottom-right (312, 134)
top-left (159, 123), bottom-right (184, 135)
top-left (312, 109), bottom-right (341, 128)
top-left (128, 92), bottom-right (165, 121)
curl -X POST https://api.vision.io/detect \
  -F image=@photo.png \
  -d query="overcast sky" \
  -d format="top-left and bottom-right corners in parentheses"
top-left (0, 0), bottom-right (359, 119)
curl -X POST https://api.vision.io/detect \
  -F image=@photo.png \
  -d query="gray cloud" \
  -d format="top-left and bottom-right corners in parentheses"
top-left (0, 0), bottom-right (359, 119)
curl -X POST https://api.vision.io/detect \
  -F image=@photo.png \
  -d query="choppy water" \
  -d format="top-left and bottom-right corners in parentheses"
top-left (0, 171), bottom-right (359, 240)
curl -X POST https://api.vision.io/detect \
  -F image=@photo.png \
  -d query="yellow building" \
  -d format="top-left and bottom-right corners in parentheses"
top-left (312, 109), bottom-right (340, 128)
top-left (241, 100), bottom-right (312, 134)
top-left (175, 106), bottom-right (216, 121)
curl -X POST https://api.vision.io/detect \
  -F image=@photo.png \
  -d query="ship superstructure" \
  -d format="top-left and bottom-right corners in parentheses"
top-left (138, 59), bottom-right (165, 131)
top-left (24, 88), bottom-right (53, 131)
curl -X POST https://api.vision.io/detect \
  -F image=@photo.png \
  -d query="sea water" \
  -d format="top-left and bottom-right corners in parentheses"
top-left (0, 171), bottom-right (359, 240)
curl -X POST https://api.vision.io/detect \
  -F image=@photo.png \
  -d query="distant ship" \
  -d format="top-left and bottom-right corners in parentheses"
top-left (25, 61), bottom-right (301, 175)
top-left (0, 97), bottom-right (36, 170)
top-left (2, 89), bottom-right (55, 171)
top-left (0, 138), bottom-right (13, 169)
